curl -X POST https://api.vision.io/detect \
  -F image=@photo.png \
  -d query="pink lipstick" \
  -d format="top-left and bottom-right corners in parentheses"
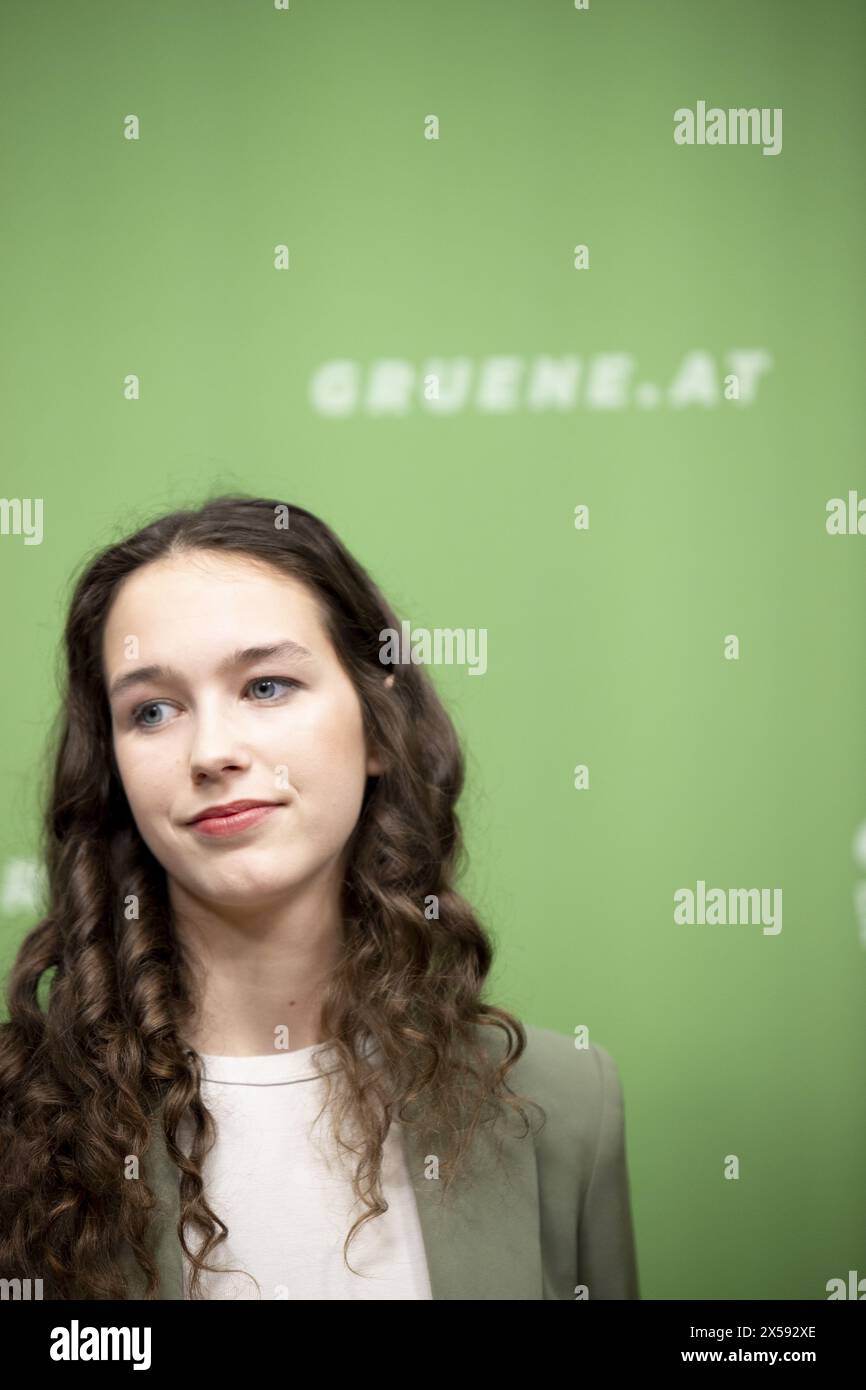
top-left (189, 804), bottom-right (281, 839)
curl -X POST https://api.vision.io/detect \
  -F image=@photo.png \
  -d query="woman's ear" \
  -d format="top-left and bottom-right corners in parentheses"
top-left (366, 673), bottom-right (395, 775)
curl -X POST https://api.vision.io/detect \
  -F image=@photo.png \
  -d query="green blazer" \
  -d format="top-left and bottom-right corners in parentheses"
top-left (111, 1023), bottom-right (639, 1301)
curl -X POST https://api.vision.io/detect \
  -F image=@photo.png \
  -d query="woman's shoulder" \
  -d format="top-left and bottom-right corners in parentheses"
top-left (473, 1019), bottom-right (628, 1155)
top-left (475, 1018), bottom-right (623, 1094)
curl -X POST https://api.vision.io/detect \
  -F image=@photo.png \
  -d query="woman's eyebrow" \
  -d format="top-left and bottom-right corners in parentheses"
top-left (106, 640), bottom-right (315, 702)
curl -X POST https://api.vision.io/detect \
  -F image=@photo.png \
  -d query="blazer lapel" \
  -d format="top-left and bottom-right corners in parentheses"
top-left (399, 1111), bottom-right (543, 1300)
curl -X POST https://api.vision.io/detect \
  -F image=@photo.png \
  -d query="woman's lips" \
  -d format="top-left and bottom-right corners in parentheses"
top-left (189, 804), bottom-right (281, 838)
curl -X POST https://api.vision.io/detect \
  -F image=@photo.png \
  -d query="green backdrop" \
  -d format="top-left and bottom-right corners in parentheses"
top-left (1, 0), bottom-right (864, 1300)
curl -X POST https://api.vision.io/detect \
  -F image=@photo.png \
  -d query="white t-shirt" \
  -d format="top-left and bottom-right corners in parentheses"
top-left (176, 1039), bottom-right (433, 1300)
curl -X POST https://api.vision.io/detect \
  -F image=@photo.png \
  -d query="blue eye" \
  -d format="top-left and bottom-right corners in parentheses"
top-left (130, 677), bottom-right (301, 730)
top-left (247, 677), bottom-right (300, 701)
top-left (132, 700), bottom-right (172, 729)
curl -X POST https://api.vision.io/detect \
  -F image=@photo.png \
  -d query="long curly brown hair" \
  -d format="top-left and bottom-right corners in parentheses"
top-left (0, 493), bottom-right (542, 1300)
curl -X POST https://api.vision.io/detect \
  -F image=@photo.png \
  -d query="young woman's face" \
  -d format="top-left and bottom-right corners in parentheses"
top-left (102, 550), bottom-right (386, 911)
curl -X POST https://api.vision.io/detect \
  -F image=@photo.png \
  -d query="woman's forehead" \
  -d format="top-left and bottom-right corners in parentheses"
top-left (101, 557), bottom-right (329, 675)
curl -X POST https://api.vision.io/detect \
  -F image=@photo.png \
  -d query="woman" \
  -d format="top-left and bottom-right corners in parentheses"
top-left (0, 493), bottom-right (640, 1300)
